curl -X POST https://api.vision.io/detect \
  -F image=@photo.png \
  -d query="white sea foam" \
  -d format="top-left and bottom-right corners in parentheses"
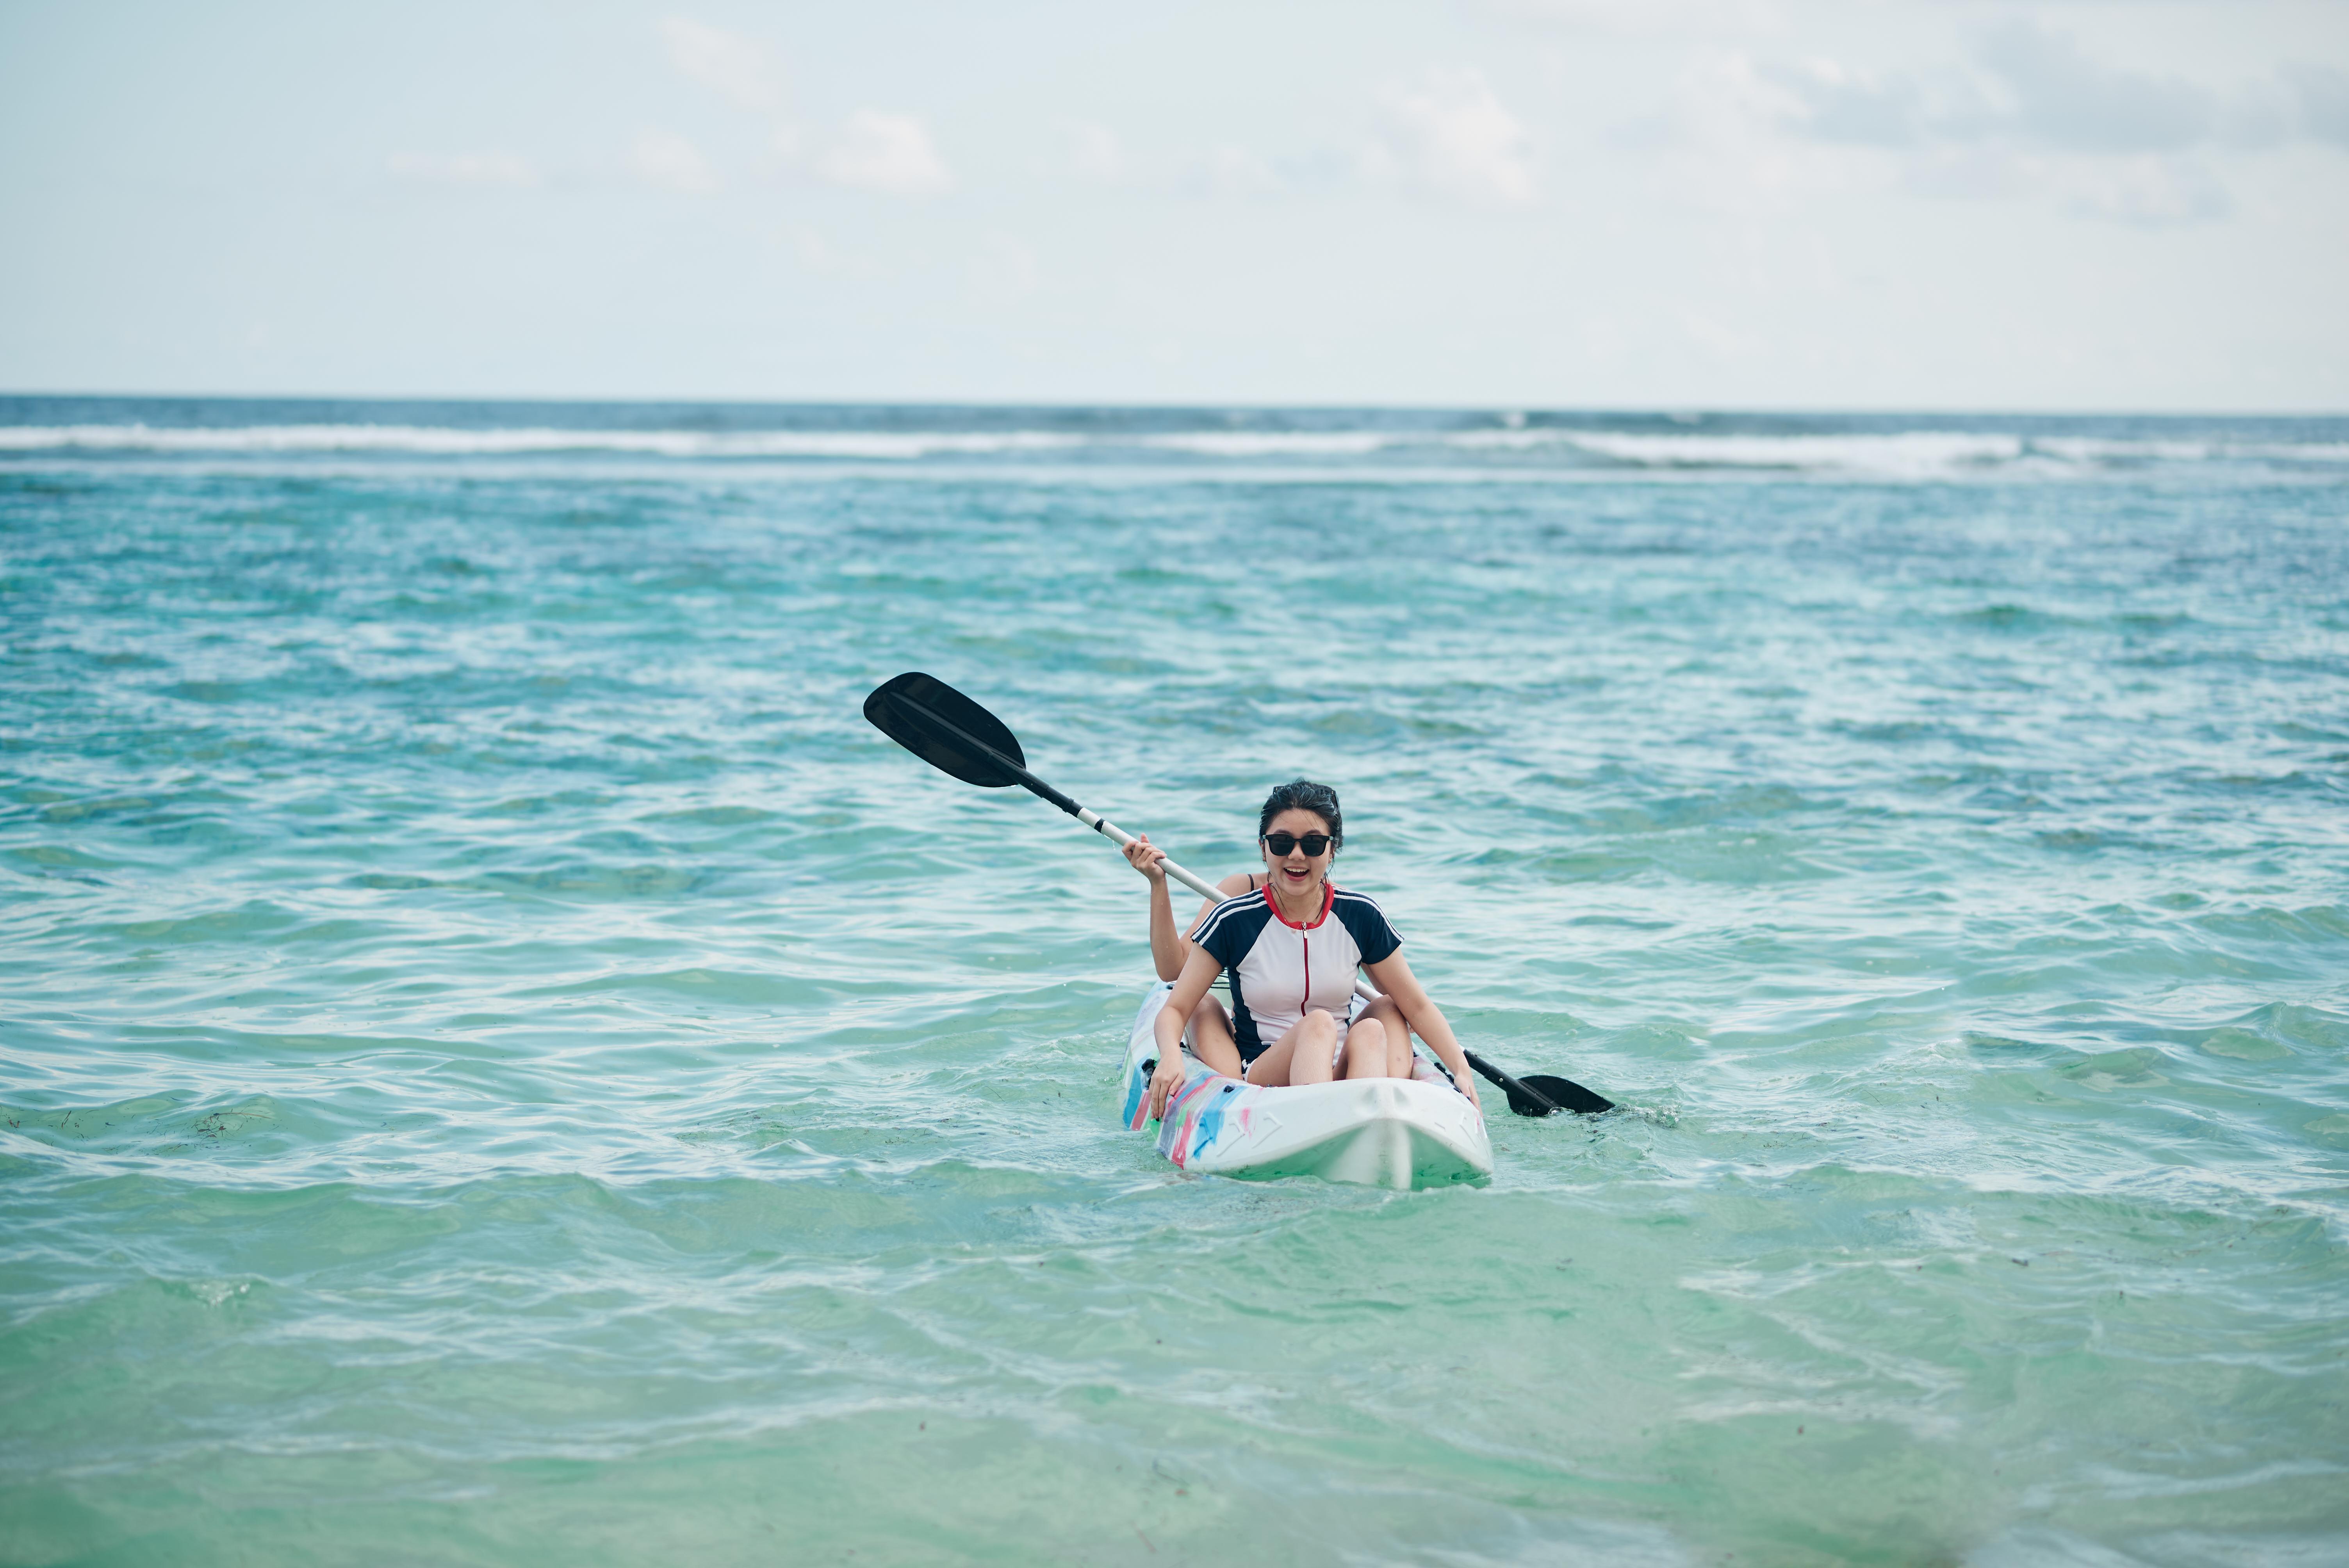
top-left (2228, 441), bottom-right (2349, 463)
top-left (2029, 436), bottom-right (2217, 464)
top-left (1451, 428), bottom-right (2349, 477)
top-left (1140, 431), bottom-right (1398, 456)
top-left (0, 424), bottom-right (1085, 459)
top-left (2, 421), bottom-right (2344, 476)
top-left (1446, 427), bottom-right (2051, 479)
top-left (1540, 430), bottom-right (2030, 478)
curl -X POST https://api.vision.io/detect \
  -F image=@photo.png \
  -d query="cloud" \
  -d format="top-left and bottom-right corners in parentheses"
top-left (659, 16), bottom-right (802, 166)
top-left (773, 223), bottom-right (848, 276)
top-left (2287, 64), bottom-right (2349, 147)
top-left (814, 110), bottom-right (951, 196)
top-left (1477, 0), bottom-right (1779, 34)
top-left (1191, 143), bottom-right (1284, 197)
top-left (1766, 22), bottom-right (2347, 163)
top-left (1061, 120), bottom-right (1124, 182)
top-left (971, 232), bottom-right (1039, 298)
top-left (1723, 22), bottom-right (2349, 228)
top-left (1628, 53), bottom-right (1833, 216)
top-left (659, 16), bottom-right (785, 115)
top-left (1370, 67), bottom-right (1538, 208)
top-left (387, 150), bottom-right (539, 188)
top-left (1759, 59), bottom-right (1930, 148)
top-left (2057, 154), bottom-right (2230, 226)
top-left (1681, 308), bottom-right (1764, 360)
top-left (629, 128), bottom-right (720, 195)
top-left (1973, 21), bottom-right (2214, 155)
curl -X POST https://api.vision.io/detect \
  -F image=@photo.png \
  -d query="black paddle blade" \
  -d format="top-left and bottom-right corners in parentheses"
top-left (1463, 1048), bottom-right (1613, 1117)
top-left (863, 672), bottom-right (1027, 788)
top-left (1492, 1076), bottom-right (1561, 1117)
top-left (1517, 1074), bottom-right (1615, 1116)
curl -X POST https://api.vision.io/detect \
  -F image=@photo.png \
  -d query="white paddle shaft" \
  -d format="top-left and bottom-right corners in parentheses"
top-left (1075, 806), bottom-right (1383, 1003)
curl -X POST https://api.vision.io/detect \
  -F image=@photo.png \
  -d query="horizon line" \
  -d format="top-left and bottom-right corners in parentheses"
top-left (3, 390), bottom-right (2345, 420)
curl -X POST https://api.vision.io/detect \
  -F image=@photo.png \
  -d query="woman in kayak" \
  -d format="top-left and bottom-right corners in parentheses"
top-left (1132, 779), bottom-right (1481, 1120)
top-left (1125, 783), bottom-right (1413, 1076)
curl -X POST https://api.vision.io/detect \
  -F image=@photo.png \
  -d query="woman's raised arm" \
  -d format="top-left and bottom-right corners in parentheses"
top-left (1123, 834), bottom-right (1253, 982)
top-left (1120, 836), bottom-right (1185, 980)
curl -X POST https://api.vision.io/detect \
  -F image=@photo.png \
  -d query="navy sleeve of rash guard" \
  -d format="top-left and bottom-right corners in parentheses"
top-left (1331, 892), bottom-right (1402, 966)
top-left (1189, 893), bottom-right (1262, 971)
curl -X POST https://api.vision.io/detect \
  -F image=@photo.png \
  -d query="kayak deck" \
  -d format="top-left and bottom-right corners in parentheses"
top-left (1118, 984), bottom-right (1493, 1190)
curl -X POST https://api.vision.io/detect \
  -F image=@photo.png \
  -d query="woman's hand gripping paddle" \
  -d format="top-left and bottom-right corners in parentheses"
top-left (862, 671), bottom-right (1615, 1117)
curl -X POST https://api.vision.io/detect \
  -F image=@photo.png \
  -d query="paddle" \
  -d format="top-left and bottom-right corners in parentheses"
top-left (862, 671), bottom-right (1234, 907)
top-left (1462, 1051), bottom-right (1614, 1116)
top-left (863, 671), bottom-right (1614, 1116)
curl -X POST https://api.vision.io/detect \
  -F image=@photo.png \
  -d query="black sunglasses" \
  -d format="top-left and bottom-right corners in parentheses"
top-left (1262, 831), bottom-right (1333, 857)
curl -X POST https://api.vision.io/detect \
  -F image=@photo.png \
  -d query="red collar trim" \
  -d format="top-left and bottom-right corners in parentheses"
top-left (1262, 880), bottom-right (1333, 930)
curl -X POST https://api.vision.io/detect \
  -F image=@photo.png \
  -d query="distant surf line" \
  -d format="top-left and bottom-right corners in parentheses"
top-left (4, 420), bottom-right (2345, 481)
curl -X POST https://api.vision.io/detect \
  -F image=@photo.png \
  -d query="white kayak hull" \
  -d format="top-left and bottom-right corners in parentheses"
top-left (1117, 985), bottom-right (1492, 1190)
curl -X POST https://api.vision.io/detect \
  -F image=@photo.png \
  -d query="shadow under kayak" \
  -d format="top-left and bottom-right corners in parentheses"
top-left (1118, 984), bottom-right (1494, 1190)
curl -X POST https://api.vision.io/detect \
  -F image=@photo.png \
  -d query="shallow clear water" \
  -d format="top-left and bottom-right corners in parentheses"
top-left (4, 403), bottom-right (2347, 1566)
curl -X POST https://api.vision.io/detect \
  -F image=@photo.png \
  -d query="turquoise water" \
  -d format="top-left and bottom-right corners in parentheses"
top-left (4, 401), bottom-right (2347, 1566)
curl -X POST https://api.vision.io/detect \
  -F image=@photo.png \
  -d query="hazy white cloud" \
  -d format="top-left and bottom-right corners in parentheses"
top-left (1478, 0), bottom-right (1780, 34)
top-left (1690, 21), bottom-right (2349, 228)
top-left (773, 223), bottom-right (848, 275)
top-left (1190, 143), bottom-right (1284, 197)
top-left (2287, 64), bottom-right (2349, 146)
top-left (1682, 308), bottom-right (1764, 359)
top-left (1766, 22), bottom-right (2347, 161)
top-left (1061, 120), bottom-right (1125, 182)
top-left (972, 232), bottom-right (1040, 297)
top-left (1639, 52), bottom-right (1832, 215)
top-left (1973, 21), bottom-right (2212, 155)
top-left (2055, 154), bottom-right (2231, 226)
top-left (1758, 58), bottom-right (1936, 148)
top-left (659, 16), bottom-right (786, 115)
top-left (629, 128), bottom-right (720, 195)
top-left (815, 110), bottom-right (951, 196)
top-left (387, 150), bottom-right (540, 187)
top-left (1369, 67), bottom-right (1538, 208)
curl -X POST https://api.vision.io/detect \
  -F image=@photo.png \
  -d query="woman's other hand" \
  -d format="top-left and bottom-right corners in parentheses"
top-left (1453, 1065), bottom-right (1482, 1114)
top-left (1148, 1050), bottom-right (1188, 1120)
top-left (1122, 834), bottom-right (1168, 884)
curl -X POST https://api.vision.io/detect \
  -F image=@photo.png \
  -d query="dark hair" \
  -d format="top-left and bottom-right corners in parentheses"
top-left (1258, 779), bottom-right (1342, 850)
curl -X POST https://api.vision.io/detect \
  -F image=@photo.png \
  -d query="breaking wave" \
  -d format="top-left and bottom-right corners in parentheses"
top-left (4, 405), bottom-right (2346, 481)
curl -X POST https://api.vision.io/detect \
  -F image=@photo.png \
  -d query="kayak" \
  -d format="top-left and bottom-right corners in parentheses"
top-left (1117, 984), bottom-right (1493, 1189)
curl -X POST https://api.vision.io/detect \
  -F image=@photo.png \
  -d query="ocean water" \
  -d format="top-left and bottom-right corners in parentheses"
top-left (3, 398), bottom-right (2346, 1566)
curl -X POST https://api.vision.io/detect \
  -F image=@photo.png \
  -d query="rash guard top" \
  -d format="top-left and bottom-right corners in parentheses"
top-left (1188, 884), bottom-right (1403, 1061)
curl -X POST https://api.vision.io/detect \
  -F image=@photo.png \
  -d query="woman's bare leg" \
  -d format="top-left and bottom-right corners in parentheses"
top-left (1186, 996), bottom-right (1244, 1078)
top-left (1340, 1017), bottom-right (1393, 1079)
top-left (1358, 995), bottom-right (1414, 1077)
top-left (1244, 1009), bottom-right (1341, 1087)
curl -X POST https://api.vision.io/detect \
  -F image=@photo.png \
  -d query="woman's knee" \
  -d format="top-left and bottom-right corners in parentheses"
top-left (1356, 1000), bottom-right (1410, 1069)
top-left (1341, 1021), bottom-right (1389, 1076)
top-left (1274, 1011), bottom-right (1338, 1083)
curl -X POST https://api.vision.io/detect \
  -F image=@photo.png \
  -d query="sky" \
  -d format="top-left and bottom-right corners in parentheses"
top-left (2, 0), bottom-right (2345, 410)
